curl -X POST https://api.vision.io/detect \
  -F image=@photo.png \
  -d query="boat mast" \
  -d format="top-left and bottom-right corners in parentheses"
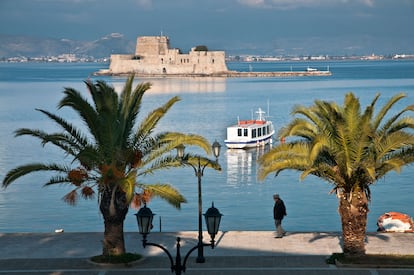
top-left (256, 108), bottom-right (265, 121)
top-left (267, 100), bottom-right (270, 118)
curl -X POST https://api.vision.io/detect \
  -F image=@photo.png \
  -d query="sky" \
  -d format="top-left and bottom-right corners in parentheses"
top-left (1, 0), bottom-right (413, 55)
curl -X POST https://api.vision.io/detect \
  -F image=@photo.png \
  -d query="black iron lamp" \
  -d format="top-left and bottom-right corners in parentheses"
top-left (176, 140), bottom-right (221, 161)
top-left (204, 202), bottom-right (222, 243)
top-left (212, 140), bottom-right (221, 161)
top-left (175, 140), bottom-right (221, 263)
top-left (176, 144), bottom-right (185, 159)
top-left (134, 204), bottom-right (223, 275)
top-left (135, 204), bottom-right (154, 237)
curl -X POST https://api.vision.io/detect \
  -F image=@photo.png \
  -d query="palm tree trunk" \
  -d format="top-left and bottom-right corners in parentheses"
top-left (102, 218), bottom-right (126, 255)
top-left (338, 189), bottom-right (369, 256)
top-left (100, 185), bottom-right (129, 256)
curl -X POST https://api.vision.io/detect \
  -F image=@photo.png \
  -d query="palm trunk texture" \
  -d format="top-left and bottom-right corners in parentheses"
top-left (338, 189), bottom-right (369, 256)
top-left (100, 186), bottom-right (129, 256)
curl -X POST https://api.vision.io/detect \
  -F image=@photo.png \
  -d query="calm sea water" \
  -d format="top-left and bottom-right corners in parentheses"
top-left (0, 60), bottom-right (413, 233)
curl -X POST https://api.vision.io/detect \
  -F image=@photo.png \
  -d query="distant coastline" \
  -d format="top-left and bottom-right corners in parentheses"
top-left (2, 54), bottom-right (413, 64)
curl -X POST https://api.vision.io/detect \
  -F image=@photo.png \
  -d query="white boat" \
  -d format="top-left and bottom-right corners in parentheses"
top-left (306, 67), bottom-right (318, 72)
top-left (224, 108), bottom-right (275, 149)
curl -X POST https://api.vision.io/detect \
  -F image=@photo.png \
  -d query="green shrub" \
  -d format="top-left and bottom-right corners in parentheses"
top-left (194, 45), bottom-right (208, 51)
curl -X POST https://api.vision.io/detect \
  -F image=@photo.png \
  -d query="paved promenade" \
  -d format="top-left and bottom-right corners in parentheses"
top-left (0, 231), bottom-right (413, 274)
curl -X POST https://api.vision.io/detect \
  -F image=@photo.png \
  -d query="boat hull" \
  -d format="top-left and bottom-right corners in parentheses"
top-left (225, 134), bottom-right (273, 149)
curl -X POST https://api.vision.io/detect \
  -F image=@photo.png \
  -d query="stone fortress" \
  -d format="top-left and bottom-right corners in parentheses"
top-left (106, 36), bottom-right (228, 76)
top-left (97, 35), bottom-right (331, 77)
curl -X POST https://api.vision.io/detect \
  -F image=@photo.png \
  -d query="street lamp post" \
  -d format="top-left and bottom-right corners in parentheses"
top-left (176, 140), bottom-right (221, 263)
top-left (135, 203), bottom-right (223, 275)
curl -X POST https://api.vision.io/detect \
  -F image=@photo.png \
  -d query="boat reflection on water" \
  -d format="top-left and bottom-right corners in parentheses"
top-left (226, 145), bottom-right (271, 186)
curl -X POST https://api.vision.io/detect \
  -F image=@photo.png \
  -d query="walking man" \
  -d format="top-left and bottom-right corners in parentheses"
top-left (273, 193), bottom-right (287, 238)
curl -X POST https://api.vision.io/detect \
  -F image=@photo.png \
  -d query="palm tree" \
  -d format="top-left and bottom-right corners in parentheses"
top-left (2, 75), bottom-right (221, 256)
top-left (258, 92), bottom-right (414, 256)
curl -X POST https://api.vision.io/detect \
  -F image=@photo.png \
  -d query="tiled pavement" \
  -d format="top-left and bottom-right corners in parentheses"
top-left (0, 231), bottom-right (413, 274)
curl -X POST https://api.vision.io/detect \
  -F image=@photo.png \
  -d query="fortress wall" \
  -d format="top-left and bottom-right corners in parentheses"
top-left (197, 51), bottom-right (227, 73)
top-left (109, 60), bottom-right (143, 74)
top-left (109, 54), bottom-right (136, 73)
top-left (110, 54), bottom-right (135, 60)
top-left (108, 35), bottom-right (228, 75)
top-left (109, 51), bottom-right (227, 74)
top-left (189, 51), bottom-right (227, 73)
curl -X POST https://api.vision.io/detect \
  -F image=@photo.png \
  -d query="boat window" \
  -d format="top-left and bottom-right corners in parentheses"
top-left (237, 128), bottom-right (242, 137)
top-left (263, 127), bottom-right (266, 135)
top-left (244, 129), bottom-right (248, 136)
top-left (258, 128), bottom-right (262, 137)
top-left (267, 125), bottom-right (270, 133)
top-left (252, 129), bottom-right (257, 138)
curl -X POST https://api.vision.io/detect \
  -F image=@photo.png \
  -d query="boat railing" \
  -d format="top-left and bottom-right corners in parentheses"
top-left (238, 120), bottom-right (266, 125)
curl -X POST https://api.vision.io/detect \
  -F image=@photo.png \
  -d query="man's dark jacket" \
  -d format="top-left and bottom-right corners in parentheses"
top-left (273, 199), bottom-right (287, 220)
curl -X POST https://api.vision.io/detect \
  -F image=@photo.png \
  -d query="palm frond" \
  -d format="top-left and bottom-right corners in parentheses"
top-left (35, 109), bottom-right (90, 147)
top-left (134, 96), bottom-right (181, 143)
top-left (160, 132), bottom-right (213, 154)
top-left (136, 183), bottom-right (187, 209)
top-left (373, 93), bottom-right (406, 131)
top-left (3, 163), bottom-right (70, 187)
top-left (145, 132), bottom-right (212, 163)
top-left (90, 80), bottom-right (119, 116)
top-left (258, 142), bottom-right (311, 180)
top-left (119, 77), bottom-right (151, 149)
top-left (138, 154), bottom-right (184, 177)
top-left (15, 128), bottom-right (86, 158)
top-left (383, 115), bottom-right (414, 136)
top-left (119, 171), bottom-right (137, 203)
top-left (180, 154), bottom-right (222, 171)
top-left (44, 175), bottom-right (72, 186)
top-left (58, 87), bottom-right (100, 140)
top-left (280, 118), bottom-right (318, 140)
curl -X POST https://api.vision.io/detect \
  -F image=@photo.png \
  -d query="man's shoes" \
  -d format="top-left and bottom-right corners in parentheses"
top-left (274, 236), bottom-right (283, 238)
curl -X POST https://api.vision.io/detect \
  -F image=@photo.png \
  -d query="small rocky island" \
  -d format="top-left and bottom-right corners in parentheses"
top-left (95, 35), bottom-right (331, 77)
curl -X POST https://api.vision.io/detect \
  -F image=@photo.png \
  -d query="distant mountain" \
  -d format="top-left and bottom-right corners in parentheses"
top-left (0, 33), bottom-right (135, 58)
top-left (2, 33), bottom-right (409, 60)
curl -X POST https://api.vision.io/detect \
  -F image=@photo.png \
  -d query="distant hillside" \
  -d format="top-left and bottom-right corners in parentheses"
top-left (0, 33), bottom-right (135, 58)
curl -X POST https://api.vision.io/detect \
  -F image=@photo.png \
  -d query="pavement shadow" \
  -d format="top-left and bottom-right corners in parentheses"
top-left (366, 231), bottom-right (390, 241)
top-left (287, 231), bottom-right (339, 242)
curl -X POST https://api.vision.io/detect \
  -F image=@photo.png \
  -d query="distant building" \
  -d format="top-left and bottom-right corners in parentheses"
top-left (107, 36), bottom-right (228, 75)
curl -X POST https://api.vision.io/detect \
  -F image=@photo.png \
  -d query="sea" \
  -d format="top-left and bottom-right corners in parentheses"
top-left (0, 60), bottom-right (413, 234)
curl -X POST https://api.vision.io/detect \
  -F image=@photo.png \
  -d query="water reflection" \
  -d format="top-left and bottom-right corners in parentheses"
top-left (112, 77), bottom-right (226, 94)
top-left (226, 146), bottom-right (269, 186)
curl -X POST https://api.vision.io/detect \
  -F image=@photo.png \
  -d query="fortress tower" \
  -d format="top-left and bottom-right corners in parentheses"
top-left (135, 36), bottom-right (170, 56)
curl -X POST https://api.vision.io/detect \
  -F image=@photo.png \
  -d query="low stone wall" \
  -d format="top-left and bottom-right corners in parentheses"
top-left (94, 70), bottom-right (332, 77)
top-left (223, 71), bottom-right (332, 77)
